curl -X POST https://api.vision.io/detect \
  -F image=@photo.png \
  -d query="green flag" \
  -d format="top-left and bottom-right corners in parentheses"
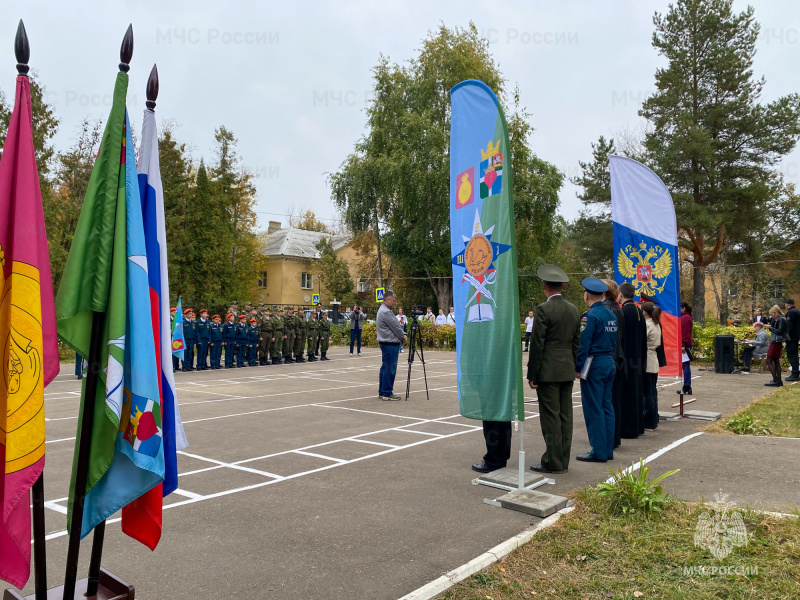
top-left (449, 80), bottom-right (523, 422)
top-left (55, 73), bottom-right (129, 528)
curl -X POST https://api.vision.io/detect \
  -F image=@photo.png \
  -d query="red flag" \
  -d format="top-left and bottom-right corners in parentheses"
top-left (0, 75), bottom-right (58, 588)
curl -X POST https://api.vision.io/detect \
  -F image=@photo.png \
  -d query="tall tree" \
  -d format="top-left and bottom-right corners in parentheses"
top-left (159, 125), bottom-right (196, 302)
top-left (294, 209), bottom-right (333, 233)
top-left (640, 0), bottom-right (800, 323)
top-left (331, 24), bottom-right (505, 310)
top-left (210, 126), bottom-right (262, 303)
top-left (45, 118), bottom-right (102, 291)
top-left (0, 74), bottom-right (58, 186)
top-left (316, 237), bottom-right (355, 304)
top-left (568, 136), bottom-right (616, 275)
top-left (507, 89), bottom-right (565, 309)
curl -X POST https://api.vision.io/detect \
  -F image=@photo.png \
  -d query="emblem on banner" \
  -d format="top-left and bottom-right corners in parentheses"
top-left (617, 242), bottom-right (673, 297)
top-left (479, 140), bottom-right (503, 199)
top-left (452, 210), bottom-right (511, 323)
top-left (456, 167), bottom-right (474, 209)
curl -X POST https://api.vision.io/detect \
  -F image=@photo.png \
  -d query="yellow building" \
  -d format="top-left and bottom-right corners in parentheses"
top-left (255, 222), bottom-right (359, 307)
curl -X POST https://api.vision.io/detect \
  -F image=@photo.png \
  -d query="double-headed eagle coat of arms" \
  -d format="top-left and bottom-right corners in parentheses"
top-left (617, 241), bottom-right (673, 296)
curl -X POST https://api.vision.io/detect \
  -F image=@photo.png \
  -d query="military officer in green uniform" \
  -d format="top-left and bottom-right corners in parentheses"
top-left (272, 307), bottom-right (285, 364)
top-left (526, 265), bottom-right (582, 474)
top-left (294, 308), bottom-right (307, 362)
top-left (306, 311), bottom-right (318, 362)
top-left (728, 306), bottom-right (744, 327)
top-left (282, 306), bottom-right (296, 364)
top-left (318, 312), bottom-right (331, 360)
top-left (258, 307), bottom-right (273, 365)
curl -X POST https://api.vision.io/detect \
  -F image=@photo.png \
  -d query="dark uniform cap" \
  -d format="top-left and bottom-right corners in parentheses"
top-left (285, 306), bottom-right (294, 311)
top-left (582, 277), bottom-right (608, 294)
top-left (231, 301), bottom-right (238, 305)
top-left (537, 264), bottom-right (569, 284)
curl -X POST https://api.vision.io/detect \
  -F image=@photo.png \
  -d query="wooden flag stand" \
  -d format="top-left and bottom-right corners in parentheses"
top-left (3, 24), bottom-right (135, 600)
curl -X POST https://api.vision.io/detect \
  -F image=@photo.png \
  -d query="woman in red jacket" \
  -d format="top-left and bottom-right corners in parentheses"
top-left (679, 302), bottom-right (694, 395)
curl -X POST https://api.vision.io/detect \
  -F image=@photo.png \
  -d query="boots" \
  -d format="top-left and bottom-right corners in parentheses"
top-left (321, 352), bottom-right (330, 361)
top-left (295, 354), bottom-right (305, 363)
top-left (283, 356), bottom-right (293, 364)
top-left (307, 354), bottom-right (316, 362)
top-left (272, 358), bottom-right (280, 365)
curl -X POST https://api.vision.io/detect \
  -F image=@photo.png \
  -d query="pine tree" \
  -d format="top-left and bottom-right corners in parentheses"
top-left (640, 0), bottom-right (800, 322)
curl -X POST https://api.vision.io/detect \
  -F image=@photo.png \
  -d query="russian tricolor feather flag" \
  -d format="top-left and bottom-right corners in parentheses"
top-left (121, 102), bottom-right (189, 549)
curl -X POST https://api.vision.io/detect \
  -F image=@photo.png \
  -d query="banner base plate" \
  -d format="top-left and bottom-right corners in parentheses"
top-left (4, 569), bottom-right (134, 600)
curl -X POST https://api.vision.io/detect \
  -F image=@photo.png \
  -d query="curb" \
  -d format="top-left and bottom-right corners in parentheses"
top-left (397, 506), bottom-right (574, 600)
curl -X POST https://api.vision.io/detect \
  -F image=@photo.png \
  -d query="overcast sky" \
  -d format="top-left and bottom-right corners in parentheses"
top-left (4, 0), bottom-right (799, 231)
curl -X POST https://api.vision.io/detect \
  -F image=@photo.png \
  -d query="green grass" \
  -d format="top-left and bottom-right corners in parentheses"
top-left (439, 487), bottom-right (800, 600)
top-left (708, 384), bottom-right (800, 438)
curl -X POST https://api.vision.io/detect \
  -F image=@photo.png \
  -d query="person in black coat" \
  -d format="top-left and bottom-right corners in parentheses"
top-left (603, 280), bottom-right (625, 449)
top-left (618, 282), bottom-right (647, 438)
top-left (784, 299), bottom-right (800, 382)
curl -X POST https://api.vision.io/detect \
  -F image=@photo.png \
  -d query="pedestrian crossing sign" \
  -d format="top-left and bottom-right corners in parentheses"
top-left (312, 294), bottom-right (320, 305)
top-left (376, 288), bottom-right (385, 303)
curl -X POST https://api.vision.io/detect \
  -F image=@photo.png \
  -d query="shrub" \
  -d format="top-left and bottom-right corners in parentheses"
top-left (596, 460), bottom-right (679, 517)
top-left (725, 415), bottom-right (772, 436)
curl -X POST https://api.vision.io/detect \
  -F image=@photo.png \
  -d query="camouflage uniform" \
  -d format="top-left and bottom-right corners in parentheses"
top-left (283, 308), bottom-right (296, 363)
top-left (318, 315), bottom-right (331, 360)
top-left (306, 314), bottom-right (318, 361)
top-left (258, 310), bottom-right (274, 365)
top-left (294, 311), bottom-right (307, 362)
top-left (272, 309), bottom-right (285, 364)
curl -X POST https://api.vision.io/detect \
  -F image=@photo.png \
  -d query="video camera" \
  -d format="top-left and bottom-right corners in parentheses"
top-left (410, 305), bottom-right (427, 319)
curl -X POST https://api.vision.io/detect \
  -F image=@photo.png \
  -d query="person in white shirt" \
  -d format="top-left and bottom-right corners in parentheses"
top-left (446, 306), bottom-right (456, 326)
top-left (396, 308), bottom-right (408, 352)
top-left (435, 309), bottom-right (447, 326)
top-left (523, 310), bottom-right (534, 352)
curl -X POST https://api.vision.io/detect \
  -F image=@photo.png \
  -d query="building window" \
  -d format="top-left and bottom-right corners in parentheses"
top-left (257, 271), bottom-right (267, 289)
top-left (727, 284), bottom-right (738, 297)
top-left (301, 273), bottom-right (313, 289)
top-left (357, 278), bottom-right (369, 293)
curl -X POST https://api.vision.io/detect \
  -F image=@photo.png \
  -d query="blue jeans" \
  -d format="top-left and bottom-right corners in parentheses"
top-left (350, 329), bottom-right (362, 353)
top-left (379, 343), bottom-right (401, 397)
top-left (683, 345), bottom-right (692, 388)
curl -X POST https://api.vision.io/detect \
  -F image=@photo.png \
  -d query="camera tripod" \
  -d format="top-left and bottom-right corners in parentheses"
top-left (405, 316), bottom-right (429, 400)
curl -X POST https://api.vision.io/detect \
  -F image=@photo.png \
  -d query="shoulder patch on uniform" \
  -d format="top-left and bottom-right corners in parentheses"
top-left (580, 315), bottom-right (588, 332)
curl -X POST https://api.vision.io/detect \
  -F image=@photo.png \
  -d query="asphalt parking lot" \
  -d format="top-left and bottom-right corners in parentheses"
top-left (17, 349), bottom-right (795, 599)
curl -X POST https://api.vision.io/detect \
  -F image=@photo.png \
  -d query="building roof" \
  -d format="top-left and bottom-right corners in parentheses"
top-left (261, 227), bottom-right (351, 260)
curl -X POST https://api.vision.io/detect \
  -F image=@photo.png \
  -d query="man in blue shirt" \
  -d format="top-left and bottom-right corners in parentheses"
top-left (575, 278), bottom-right (618, 463)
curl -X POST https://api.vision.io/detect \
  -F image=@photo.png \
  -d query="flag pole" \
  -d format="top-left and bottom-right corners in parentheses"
top-left (62, 26), bottom-right (134, 600)
top-left (61, 311), bottom-right (105, 600)
top-left (14, 19), bottom-right (48, 600)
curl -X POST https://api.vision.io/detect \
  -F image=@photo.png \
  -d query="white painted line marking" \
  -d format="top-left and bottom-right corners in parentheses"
top-left (45, 436), bottom-right (75, 445)
top-left (312, 404), bottom-right (426, 421)
top-left (172, 489), bottom-right (205, 500)
top-left (604, 431), bottom-right (704, 484)
top-left (177, 451), bottom-right (284, 480)
top-left (393, 428), bottom-right (442, 437)
top-left (293, 450), bottom-right (347, 463)
top-left (345, 438), bottom-right (400, 449)
top-left (43, 500), bottom-right (68, 514)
